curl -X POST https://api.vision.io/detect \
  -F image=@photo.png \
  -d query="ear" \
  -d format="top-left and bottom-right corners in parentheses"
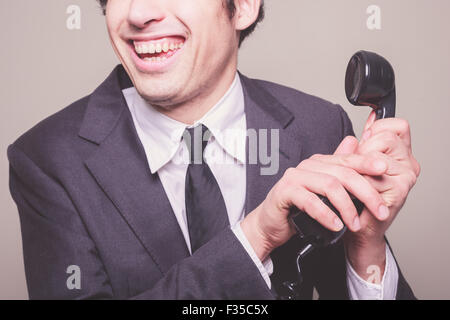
top-left (234, 0), bottom-right (262, 31)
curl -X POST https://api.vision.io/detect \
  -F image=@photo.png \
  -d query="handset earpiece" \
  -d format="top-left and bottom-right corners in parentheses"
top-left (345, 50), bottom-right (396, 119)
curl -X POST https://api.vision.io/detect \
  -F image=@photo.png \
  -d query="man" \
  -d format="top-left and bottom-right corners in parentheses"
top-left (8, 0), bottom-right (420, 299)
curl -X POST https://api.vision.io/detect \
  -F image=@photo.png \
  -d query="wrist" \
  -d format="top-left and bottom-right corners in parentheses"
top-left (346, 232), bottom-right (386, 250)
top-left (344, 234), bottom-right (387, 283)
top-left (240, 209), bottom-right (273, 261)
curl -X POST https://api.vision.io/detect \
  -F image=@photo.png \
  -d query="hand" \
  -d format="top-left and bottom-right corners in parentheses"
top-left (241, 136), bottom-right (390, 261)
top-left (344, 111), bottom-right (420, 280)
top-left (347, 111), bottom-right (421, 244)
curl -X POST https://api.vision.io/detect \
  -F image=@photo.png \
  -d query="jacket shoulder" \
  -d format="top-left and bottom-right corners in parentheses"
top-left (246, 77), bottom-right (354, 156)
top-left (250, 78), bottom-right (344, 118)
top-left (8, 95), bottom-right (91, 168)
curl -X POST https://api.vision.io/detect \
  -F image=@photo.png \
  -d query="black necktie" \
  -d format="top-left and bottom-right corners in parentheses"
top-left (184, 124), bottom-right (229, 253)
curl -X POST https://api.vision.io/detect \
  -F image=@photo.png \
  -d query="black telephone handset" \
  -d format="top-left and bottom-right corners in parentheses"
top-left (287, 51), bottom-right (396, 290)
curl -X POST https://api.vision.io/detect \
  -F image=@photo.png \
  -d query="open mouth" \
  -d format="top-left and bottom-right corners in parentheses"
top-left (133, 36), bottom-right (185, 63)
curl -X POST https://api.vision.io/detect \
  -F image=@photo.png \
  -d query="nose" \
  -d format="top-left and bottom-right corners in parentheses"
top-left (128, 0), bottom-right (166, 29)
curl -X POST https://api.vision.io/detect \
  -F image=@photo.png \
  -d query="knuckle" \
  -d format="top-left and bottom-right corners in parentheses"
top-left (333, 196), bottom-right (355, 219)
top-left (324, 176), bottom-right (341, 191)
top-left (282, 167), bottom-right (297, 185)
top-left (298, 158), bottom-right (311, 169)
top-left (379, 131), bottom-right (397, 146)
top-left (344, 203), bottom-right (357, 217)
top-left (311, 201), bottom-right (331, 221)
top-left (340, 166), bottom-right (357, 181)
top-left (363, 186), bottom-right (380, 205)
top-left (274, 177), bottom-right (290, 195)
top-left (394, 181), bottom-right (410, 200)
top-left (316, 206), bottom-right (333, 221)
top-left (398, 119), bottom-right (410, 134)
top-left (373, 188), bottom-right (384, 202)
top-left (270, 183), bottom-right (282, 199)
top-left (414, 159), bottom-right (421, 177)
top-left (368, 151), bottom-right (384, 162)
top-left (340, 154), bottom-right (352, 167)
top-left (310, 154), bottom-right (323, 161)
top-left (385, 131), bottom-right (397, 142)
top-left (274, 183), bottom-right (293, 203)
top-left (303, 192), bottom-right (318, 210)
top-left (342, 154), bottom-right (360, 169)
top-left (400, 183), bottom-right (410, 199)
top-left (278, 178), bottom-right (291, 192)
top-left (284, 167), bottom-right (296, 178)
top-left (408, 170), bottom-right (418, 187)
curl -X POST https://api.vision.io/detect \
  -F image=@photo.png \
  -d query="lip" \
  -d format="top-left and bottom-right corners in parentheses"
top-left (128, 32), bottom-right (186, 42)
top-left (126, 35), bottom-right (186, 73)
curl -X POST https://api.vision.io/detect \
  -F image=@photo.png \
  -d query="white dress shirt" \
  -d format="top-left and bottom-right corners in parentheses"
top-left (123, 73), bottom-right (398, 299)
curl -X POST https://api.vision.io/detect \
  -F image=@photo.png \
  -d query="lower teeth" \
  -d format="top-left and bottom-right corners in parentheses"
top-left (143, 56), bottom-right (167, 62)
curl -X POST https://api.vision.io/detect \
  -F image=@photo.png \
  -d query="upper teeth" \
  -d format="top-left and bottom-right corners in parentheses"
top-left (134, 41), bottom-right (184, 54)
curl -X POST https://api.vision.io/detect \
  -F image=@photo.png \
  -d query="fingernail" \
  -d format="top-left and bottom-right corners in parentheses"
top-left (334, 217), bottom-right (344, 231)
top-left (353, 216), bottom-right (361, 231)
top-left (374, 160), bottom-right (387, 172)
top-left (361, 130), bottom-right (371, 142)
top-left (378, 205), bottom-right (390, 220)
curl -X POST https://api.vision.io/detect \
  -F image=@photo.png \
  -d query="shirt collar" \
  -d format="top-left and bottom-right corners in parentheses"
top-left (123, 73), bottom-right (247, 173)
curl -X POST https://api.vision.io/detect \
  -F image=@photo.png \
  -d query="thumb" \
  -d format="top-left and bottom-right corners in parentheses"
top-left (334, 135), bottom-right (359, 155)
top-left (360, 110), bottom-right (377, 144)
top-left (364, 110), bottom-right (377, 132)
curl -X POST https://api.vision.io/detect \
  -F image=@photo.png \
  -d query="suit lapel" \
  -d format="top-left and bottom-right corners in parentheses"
top-left (78, 66), bottom-right (303, 274)
top-left (79, 66), bottom-right (190, 274)
top-left (240, 74), bottom-right (303, 214)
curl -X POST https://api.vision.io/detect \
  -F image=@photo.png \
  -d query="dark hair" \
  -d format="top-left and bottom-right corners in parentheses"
top-left (97, 0), bottom-right (264, 46)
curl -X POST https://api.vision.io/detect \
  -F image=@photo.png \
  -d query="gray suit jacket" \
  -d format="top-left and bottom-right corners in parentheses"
top-left (7, 65), bottom-right (415, 300)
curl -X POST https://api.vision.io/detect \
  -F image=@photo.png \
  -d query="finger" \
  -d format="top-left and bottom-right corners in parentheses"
top-left (362, 174), bottom-right (391, 193)
top-left (358, 130), bottom-right (409, 158)
top-left (364, 110), bottom-right (377, 132)
top-left (303, 172), bottom-right (361, 231)
top-left (360, 111), bottom-right (376, 144)
top-left (334, 136), bottom-right (359, 155)
top-left (306, 153), bottom-right (388, 176)
top-left (363, 118), bottom-right (412, 148)
top-left (285, 168), bottom-right (360, 231)
top-left (287, 186), bottom-right (346, 232)
top-left (300, 159), bottom-right (389, 221)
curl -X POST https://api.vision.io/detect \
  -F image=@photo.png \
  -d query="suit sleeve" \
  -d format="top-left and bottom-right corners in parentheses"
top-left (311, 105), bottom-right (416, 300)
top-left (8, 143), bottom-right (274, 300)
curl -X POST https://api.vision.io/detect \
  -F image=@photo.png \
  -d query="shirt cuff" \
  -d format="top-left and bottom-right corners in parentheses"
top-left (346, 244), bottom-right (399, 300)
top-left (232, 222), bottom-right (273, 289)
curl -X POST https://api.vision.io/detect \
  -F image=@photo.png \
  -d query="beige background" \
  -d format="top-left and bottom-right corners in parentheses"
top-left (1, 0), bottom-right (449, 299)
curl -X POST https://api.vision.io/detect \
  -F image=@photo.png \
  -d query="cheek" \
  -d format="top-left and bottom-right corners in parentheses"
top-left (105, 1), bottom-right (128, 35)
top-left (176, 0), bottom-right (233, 43)
top-left (194, 17), bottom-right (236, 66)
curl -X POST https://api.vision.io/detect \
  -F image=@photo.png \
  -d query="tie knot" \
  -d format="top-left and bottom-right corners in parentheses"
top-left (183, 124), bottom-right (212, 164)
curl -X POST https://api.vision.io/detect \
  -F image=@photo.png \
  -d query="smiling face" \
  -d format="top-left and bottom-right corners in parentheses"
top-left (106, 0), bottom-right (241, 115)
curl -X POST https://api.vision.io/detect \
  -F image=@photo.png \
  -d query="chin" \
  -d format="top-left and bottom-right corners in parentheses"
top-left (133, 80), bottom-right (186, 107)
